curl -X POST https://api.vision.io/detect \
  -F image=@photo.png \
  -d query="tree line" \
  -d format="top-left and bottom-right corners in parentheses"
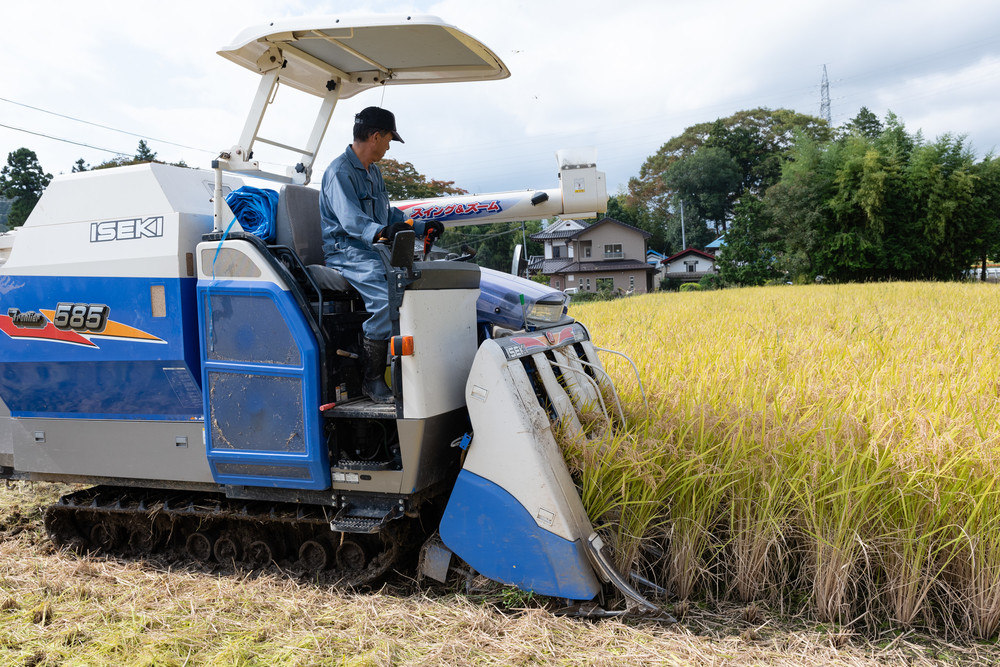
top-left (613, 106), bottom-right (1000, 285)
top-left (0, 140), bottom-right (179, 227)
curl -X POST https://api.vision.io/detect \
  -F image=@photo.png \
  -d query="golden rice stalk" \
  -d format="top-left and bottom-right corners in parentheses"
top-left (569, 282), bottom-right (1000, 636)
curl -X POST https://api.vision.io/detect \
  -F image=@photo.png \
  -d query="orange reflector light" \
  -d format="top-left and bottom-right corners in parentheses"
top-left (391, 335), bottom-right (414, 356)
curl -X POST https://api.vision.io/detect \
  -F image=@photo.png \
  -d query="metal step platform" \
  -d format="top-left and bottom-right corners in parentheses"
top-left (322, 398), bottom-right (398, 419)
top-left (330, 504), bottom-right (402, 534)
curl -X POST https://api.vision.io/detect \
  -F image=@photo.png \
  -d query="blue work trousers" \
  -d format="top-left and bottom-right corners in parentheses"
top-left (325, 241), bottom-right (390, 339)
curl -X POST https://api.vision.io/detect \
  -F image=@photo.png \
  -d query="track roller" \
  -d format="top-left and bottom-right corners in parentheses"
top-left (336, 538), bottom-right (369, 571)
top-left (298, 538), bottom-right (332, 571)
top-left (185, 530), bottom-right (218, 563)
top-left (88, 521), bottom-right (123, 553)
top-left (247, 537), bottom-right (282, 568)
top-left (213, 532), bottom-right (244, 564)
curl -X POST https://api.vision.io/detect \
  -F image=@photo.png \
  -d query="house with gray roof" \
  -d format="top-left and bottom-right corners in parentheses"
top-left (662, 247), bottom-right (718, 283)
top-left (528, 217), bottom-right (657, 294)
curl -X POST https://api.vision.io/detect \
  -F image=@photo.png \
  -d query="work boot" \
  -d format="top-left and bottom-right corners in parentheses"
top-left (361, 337), bottom-right (394, 404)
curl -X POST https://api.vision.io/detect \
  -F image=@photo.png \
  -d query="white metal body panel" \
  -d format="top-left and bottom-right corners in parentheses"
top-left (2, 164), bottom-right (244, 279)
top-left (555, 344), bottom-right (601, 409)
top-left (398, 288), bottom-right (478, 419)
top-left (532, 351), bottom-right (584, 439)
top-left (462, 341), bottom-right (594, 543)
top-left (0, 230), bottom-right (15, 268)
top-left (196, 240), bottom-right (288, 286)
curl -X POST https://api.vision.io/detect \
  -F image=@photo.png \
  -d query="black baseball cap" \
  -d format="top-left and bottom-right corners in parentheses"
top-left (355, 106), bottom-right (404, 143)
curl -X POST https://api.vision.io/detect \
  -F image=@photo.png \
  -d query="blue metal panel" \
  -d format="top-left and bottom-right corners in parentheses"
top-left (0, 275), bottom-right (201, 420)
top-left (203, 291), bottom-right (301, 366)
top-left (439, 469), bottom-right (600, 601)
top-left (197, 279), bottom-right (328, 490)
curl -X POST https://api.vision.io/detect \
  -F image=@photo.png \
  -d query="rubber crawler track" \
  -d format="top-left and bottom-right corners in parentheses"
top-left (43, 486), bottom-right (423, 588)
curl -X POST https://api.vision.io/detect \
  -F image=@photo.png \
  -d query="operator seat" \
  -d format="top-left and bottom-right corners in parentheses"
top-left (274, 184), bottom-right (351, 293)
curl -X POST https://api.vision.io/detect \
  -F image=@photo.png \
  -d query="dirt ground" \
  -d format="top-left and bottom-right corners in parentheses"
top-left (1, 482), bottom-right (997, 666)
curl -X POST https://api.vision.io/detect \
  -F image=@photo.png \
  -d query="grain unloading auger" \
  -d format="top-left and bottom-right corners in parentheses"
top-left (0, 16), bottom-right (667, 618)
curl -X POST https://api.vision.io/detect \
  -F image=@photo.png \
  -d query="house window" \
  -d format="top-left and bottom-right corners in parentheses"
top-left (604, 244), bottom-right (623, 259)
top-left (585, 246), bottom-right (591, 258)
top-left (585, 278), bottom-right (591, 290)
top-left (685, 260), bottom-right (697, 273)
top-left (567, 274), bottom-right (574, 282)
top-left (629, 276), bottom-right (635, 290)
top-left (553, 246), bottom-right (561, 258)
top-left (597, 277), bottom-right (614, 291)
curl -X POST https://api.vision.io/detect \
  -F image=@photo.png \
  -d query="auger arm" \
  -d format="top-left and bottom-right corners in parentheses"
top-left (395, 148), bottom-right (607, 228)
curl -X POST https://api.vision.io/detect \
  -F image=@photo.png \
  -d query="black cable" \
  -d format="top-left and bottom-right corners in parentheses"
top-left (0, 121), bottom-right (128, 156)
top-left (0, 96), bottom-right (214, 154)
top-left (439, 224), bottom-right (530, 252)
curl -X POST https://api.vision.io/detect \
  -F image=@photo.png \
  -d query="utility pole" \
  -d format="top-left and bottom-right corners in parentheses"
top-left (680, 200), bottom-right (686, 249)
top-left (820, 64), bottom-right (831, 124)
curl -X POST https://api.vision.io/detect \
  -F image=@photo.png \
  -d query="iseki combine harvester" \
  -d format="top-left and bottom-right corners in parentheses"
top-left (0, 15), bottom-right (667, 619)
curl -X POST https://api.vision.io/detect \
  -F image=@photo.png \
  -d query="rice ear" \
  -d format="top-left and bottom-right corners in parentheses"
top-left (568, 283), bottom-right (1000, 636)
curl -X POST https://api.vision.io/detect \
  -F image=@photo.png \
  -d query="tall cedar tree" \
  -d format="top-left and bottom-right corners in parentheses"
top-left (0, 148), bottom-right (52, 227)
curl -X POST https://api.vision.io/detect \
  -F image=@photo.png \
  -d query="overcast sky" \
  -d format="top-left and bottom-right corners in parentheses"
top-left (3, 0), bottom-right (1000, 196)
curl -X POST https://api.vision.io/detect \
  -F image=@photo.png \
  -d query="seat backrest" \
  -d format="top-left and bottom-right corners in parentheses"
top-left (275, 185), bottom-right (324, 266)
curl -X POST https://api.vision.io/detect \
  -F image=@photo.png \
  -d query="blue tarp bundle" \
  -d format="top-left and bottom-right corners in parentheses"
top-left (225, 186), bottom-right (279, 242)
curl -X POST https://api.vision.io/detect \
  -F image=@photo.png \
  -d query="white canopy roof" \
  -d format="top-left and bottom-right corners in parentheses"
top-left (218, 15), bottom-right (510, 99)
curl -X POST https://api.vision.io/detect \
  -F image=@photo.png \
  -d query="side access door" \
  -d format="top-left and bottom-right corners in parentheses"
top-left (196, 234), bottom-right (330, 490)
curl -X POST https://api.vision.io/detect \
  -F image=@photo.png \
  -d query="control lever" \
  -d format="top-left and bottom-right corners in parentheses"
top-left (389, 230), bottom-right (415, 271)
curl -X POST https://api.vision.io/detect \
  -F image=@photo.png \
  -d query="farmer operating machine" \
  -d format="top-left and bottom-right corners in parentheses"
top-left (0, 16), bottom-right (660, 615)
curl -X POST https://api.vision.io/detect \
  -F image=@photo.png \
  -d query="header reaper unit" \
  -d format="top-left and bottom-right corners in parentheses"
top-left (0, 16), bottom-right (663, 616)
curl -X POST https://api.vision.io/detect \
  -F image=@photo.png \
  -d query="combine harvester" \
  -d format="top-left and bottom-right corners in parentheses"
top-left (0, 16), bottom-right (665, 618)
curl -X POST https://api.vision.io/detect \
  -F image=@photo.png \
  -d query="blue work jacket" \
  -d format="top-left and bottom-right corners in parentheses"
top-left (320, 145), bottom-right (428, 252)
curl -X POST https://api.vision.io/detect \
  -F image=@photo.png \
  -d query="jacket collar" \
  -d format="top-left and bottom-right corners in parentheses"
top-left (345, 145), bottom-right (368, 172)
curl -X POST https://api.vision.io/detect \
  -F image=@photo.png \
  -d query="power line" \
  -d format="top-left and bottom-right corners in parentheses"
top-left (0, 114), bottom-right (287, 173)
top-left (0, 121), bottom-right (128, 156)
top-left (0, 96), bottom-right (215, 155)
top-left (0, 95), bottom-right (314, 174)
top-left (440, 223), bottom-right (535, 252)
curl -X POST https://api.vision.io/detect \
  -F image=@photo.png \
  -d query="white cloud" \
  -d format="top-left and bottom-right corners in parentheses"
top-left (2, 0), bottom-right (1000, 192)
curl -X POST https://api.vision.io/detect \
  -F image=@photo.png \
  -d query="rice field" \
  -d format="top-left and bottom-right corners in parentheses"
top-left (567, 281), bottom-right (1000, 639)
top-left (4, 281), bottom-right (1000, 664)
